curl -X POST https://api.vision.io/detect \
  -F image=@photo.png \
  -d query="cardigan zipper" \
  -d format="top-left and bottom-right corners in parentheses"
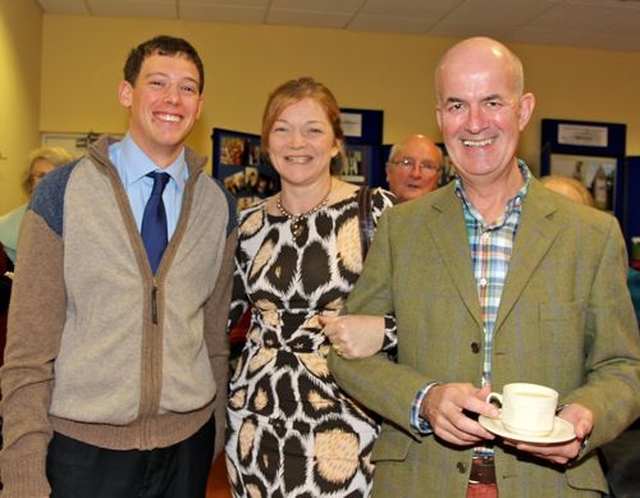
top-left (151, 286), bottom-right (158, 325)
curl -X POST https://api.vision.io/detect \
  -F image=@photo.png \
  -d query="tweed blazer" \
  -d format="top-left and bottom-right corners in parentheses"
top-left (329, 178), bottom-right (640, 498)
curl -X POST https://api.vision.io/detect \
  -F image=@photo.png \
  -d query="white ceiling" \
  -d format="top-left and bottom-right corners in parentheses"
top-left (38, 0), bottom-right (640, 52)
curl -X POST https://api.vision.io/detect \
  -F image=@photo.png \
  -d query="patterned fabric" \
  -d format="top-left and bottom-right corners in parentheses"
top-left (226, 187), bottom-right (395, 498)
top-left (410, 163), bottom-right (531, 435)
top-left (455, 162), bottom-right (530, 386)
top-left (455, 162), bottom-right (530, 462)
top-left (328, 178), bottom-right (639, 497)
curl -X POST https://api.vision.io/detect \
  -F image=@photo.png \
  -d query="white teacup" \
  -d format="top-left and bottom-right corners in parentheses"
top-left (486, 383), bottom-right (558, 436)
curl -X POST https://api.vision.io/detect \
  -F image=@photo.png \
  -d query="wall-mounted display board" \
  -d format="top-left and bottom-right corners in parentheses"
top-left (42, 131), bottom-right (117, 158)
top-left (212, 108), bottom-right (386, 201)
top-left (339, 143), bottom-right (383, 186)
top-left (211, 128), bottom-right (280, 211)
top-left (340, 108), bottom-right (383, 145)
top-left (625, 156), bottom-right (640, 267)
top-left (540, 118), bottom-right (626, 223)
top-left (339, 108), bottom-right (384, 187)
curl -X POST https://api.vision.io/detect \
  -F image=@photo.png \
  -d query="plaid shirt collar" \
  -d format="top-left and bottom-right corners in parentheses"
top-left (453, 160), bottom-right (531, 227)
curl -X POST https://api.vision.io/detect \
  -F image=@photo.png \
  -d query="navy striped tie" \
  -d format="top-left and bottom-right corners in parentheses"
top-left (141, 172), bottom-right (170, 274)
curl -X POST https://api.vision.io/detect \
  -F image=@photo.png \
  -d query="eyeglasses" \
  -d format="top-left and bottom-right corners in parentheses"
top-left (390, 157), bottom-right (441, 172)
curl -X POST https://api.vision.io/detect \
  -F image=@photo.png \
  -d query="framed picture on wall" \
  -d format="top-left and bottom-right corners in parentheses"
top-left (211, 128), bottom-right (280, 210)
top-left (379, 144), bottom-right (391, 189)
top-left (540, 118), bottom-right (626, 220)
top-left (339, 143), bottom-right (383, 186)
top-left (42, 131), bottom-right (122, 158)
top-left (436, 142), bottom-right (456, 187)
top-left (546, 154), bottom-right (618, 212)
top-left (338, 108), bottom-right (384, 187)
top-left (340, 108), bottom-right (383, 144)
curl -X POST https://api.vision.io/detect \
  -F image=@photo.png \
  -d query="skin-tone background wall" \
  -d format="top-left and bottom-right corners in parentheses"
top-left (2, 0), bottom-right (640, 214)
top-left (0, 0), bottom-right (43, 212)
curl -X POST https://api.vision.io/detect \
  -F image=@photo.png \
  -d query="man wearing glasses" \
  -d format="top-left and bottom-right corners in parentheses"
top-left (385, 134), bottom-right (443, 202)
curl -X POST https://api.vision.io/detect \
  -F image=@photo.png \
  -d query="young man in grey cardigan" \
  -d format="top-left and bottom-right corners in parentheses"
top-left (0, 35), bottom-right (237, 497)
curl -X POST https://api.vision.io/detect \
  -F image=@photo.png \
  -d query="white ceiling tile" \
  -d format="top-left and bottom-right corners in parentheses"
top-left (267, 10), bottom-right (352, 29)
top-left (36, 0), bottom-right (640, 52)
top-left (270, 0), bottom-right (363, 14)
top-left (86, 0), bottom-right (176, 18)
top-left (435, 0), bottom-right (558, 29)
top-left (526, 4), bottom-right (623, 32)
top-left (37, 0), bottom-right (90, 15)
top-left (180, 4), bottom-right (266, 23)
top-left (427, 23), bottom-right (514, 41)
top-left (358, 0), bottom-right (460, 18)
top-left (597, 12), bottom-right (640, 36)
top-left (564, 0), bottom-right (640, 9)
top-left (348, 14), bottom-right (435, 34)
top-left (179, 0), bottom-right (269, 6)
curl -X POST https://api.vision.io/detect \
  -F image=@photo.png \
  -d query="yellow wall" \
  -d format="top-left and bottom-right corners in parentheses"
top-left (0, 0), bottom-right (43, 212)
top-left (4, 12), bottom-right (640, 213)
top-left (39, 15), bottom-right (640, 177)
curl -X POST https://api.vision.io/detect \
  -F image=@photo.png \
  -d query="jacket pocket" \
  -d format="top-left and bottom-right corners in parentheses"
top-left (539, 299), bottom-right (585, 322)
top-left (565, 455), bottom-right (609, 495)
top-left (371, 426), bottom-right (413, 462)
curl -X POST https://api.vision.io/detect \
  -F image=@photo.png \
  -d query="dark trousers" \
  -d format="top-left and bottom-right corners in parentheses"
top-left (46, 415), bottom-right (215, 498)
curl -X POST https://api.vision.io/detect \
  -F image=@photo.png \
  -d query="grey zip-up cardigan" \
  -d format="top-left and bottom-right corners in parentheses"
top-left (0, 135), bottom-right (237, 497)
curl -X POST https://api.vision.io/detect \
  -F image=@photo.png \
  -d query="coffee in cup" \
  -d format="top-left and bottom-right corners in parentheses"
top-left (486, 383), bottom-right (558, 436)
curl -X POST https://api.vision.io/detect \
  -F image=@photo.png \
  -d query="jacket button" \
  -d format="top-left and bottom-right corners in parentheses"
top-left (456, 461), bottom-right (467, 473)
top-left (471, 342), bottom-right (481, 354)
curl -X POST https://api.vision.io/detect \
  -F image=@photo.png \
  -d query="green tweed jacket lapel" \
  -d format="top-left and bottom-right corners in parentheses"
top-left (426, 185), bottom-right (482, 328)
top-left (424, 181), bottom-right (563, 338)
top-left (494, 181), bottom-right (561, 335)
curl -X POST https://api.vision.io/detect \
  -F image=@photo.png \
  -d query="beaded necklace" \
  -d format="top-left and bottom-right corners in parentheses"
top-left (276, 180), bottom-right (332, 239)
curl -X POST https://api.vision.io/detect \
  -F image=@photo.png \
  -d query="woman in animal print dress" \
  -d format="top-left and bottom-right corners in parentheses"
top-left (225, 77), bottom-right (397, 497)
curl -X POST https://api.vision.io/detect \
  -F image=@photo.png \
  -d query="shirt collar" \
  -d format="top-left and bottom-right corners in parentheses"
top-left (454, 160), bottom-right (531, 228)
top-left (114, 133), bottom-right (188, 188)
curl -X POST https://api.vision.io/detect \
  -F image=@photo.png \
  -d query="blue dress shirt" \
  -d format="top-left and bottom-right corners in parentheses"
top-left (109, 133), bottom-right (188, 239)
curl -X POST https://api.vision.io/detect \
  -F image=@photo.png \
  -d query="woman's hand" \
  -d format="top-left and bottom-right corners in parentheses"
top-left (319, 314), bottom-right (385, 359)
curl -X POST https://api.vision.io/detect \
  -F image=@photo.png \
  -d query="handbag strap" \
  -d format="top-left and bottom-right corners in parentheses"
top-left (357, 185), bottom-right (375, 259)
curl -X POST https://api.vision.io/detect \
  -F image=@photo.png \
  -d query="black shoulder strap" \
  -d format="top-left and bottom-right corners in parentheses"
top-left (357, 185), bottom-right (374, 259)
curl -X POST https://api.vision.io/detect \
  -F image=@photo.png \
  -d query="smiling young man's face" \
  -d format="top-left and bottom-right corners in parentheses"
top-left (118, 53), bottom-right (203, 167)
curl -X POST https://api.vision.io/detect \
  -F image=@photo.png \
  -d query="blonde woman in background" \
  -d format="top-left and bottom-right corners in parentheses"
top-left (539, 175), bottom-right (595, 207)
top-left (0, 146), bottom-right (75, 264)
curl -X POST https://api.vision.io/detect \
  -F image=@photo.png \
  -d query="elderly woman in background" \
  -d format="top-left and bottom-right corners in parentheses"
top-left (0, 146), bottom-right (75, 264)
top-left (225, 77), bottom-right (397, 497)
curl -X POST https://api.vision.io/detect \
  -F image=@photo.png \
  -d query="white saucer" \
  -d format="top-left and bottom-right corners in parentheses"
top-left (478, 415), bottom-right (576, 444)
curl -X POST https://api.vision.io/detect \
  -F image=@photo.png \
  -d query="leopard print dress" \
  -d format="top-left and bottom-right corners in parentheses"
top-left (225, 187), bottom-right (396, 498)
